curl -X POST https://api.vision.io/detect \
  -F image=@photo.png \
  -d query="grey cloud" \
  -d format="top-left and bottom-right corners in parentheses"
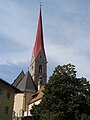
top-left (0, 33), bottom-right (28, 53)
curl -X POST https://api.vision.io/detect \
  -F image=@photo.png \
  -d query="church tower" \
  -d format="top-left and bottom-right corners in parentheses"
top-left (30, 6), bottom-right (47, 88)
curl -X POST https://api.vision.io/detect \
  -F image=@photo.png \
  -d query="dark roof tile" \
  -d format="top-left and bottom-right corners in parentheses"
top-left (12, 70), bottom-right (25, 87)
top-left (16, 71), bottom-right (37, 92)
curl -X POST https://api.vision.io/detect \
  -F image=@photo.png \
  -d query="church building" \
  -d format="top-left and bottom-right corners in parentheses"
top-left (12, 6), bottom-right (47, 119)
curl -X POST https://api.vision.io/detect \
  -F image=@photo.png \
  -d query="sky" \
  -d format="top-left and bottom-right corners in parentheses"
top-left (0, 0), bottom-right (90, 83)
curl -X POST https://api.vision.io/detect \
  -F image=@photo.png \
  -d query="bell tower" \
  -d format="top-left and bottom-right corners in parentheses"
top-left (29, 6), bottom-right (47, 88)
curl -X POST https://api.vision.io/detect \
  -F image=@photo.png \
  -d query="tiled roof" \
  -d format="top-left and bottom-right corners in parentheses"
top-left (16, 71), bottom-right (37, 92)
top-left (12, 70), bottom-right (25, 87)
top-left (29, 86), bottom-right (44, 104)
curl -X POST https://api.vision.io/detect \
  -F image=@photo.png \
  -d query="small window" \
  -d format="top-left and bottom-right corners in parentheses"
top-left (39, 65), bottom-right (42, 74)
top-left (0, 88), bottom-right (2, 95)
top-left (5, 106), bottom-right (9, 114)
top-left (7, 92), bottom-right (10, 98)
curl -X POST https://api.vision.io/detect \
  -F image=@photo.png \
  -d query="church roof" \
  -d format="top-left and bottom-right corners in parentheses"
top-left (16, 71), bottom-right (37, 92)
top-left (12, 70), bottom-right (25, 87)
top-left (29, 86), bottom-right (44, 104)
top-left (33, 6), bottom-right (45, 58)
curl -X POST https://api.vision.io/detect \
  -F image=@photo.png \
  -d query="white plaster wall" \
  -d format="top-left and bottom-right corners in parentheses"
top-left (13, 93), bottom-right (24, 117)
top-left (28, 99), bottom-right (41, 116)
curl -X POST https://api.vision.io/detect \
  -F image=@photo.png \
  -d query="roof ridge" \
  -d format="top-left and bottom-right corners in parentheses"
top-left (12, 70), bottom-right (25, 87)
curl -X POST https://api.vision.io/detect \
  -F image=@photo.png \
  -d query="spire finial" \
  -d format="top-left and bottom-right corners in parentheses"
top-left (40, 0), bottom-right (42, 7)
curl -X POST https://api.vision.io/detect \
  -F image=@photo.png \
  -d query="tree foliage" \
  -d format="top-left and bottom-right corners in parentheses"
top-left (30, 64), bottom-right (90, 120)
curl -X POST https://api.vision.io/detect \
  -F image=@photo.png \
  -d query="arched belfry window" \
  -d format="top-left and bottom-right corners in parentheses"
top-left (39, 65), bottom-right (42, 74)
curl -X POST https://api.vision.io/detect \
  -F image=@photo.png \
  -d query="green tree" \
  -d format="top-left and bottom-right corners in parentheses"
top-left (30, 64), bottom-right (90, 120)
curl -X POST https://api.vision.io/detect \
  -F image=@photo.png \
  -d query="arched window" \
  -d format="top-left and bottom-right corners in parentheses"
top-left (39, 65), bottom-right (42, 74)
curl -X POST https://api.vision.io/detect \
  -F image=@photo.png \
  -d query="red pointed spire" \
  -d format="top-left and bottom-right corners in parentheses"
top-left (33, 6), bottom-right (45, 58)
